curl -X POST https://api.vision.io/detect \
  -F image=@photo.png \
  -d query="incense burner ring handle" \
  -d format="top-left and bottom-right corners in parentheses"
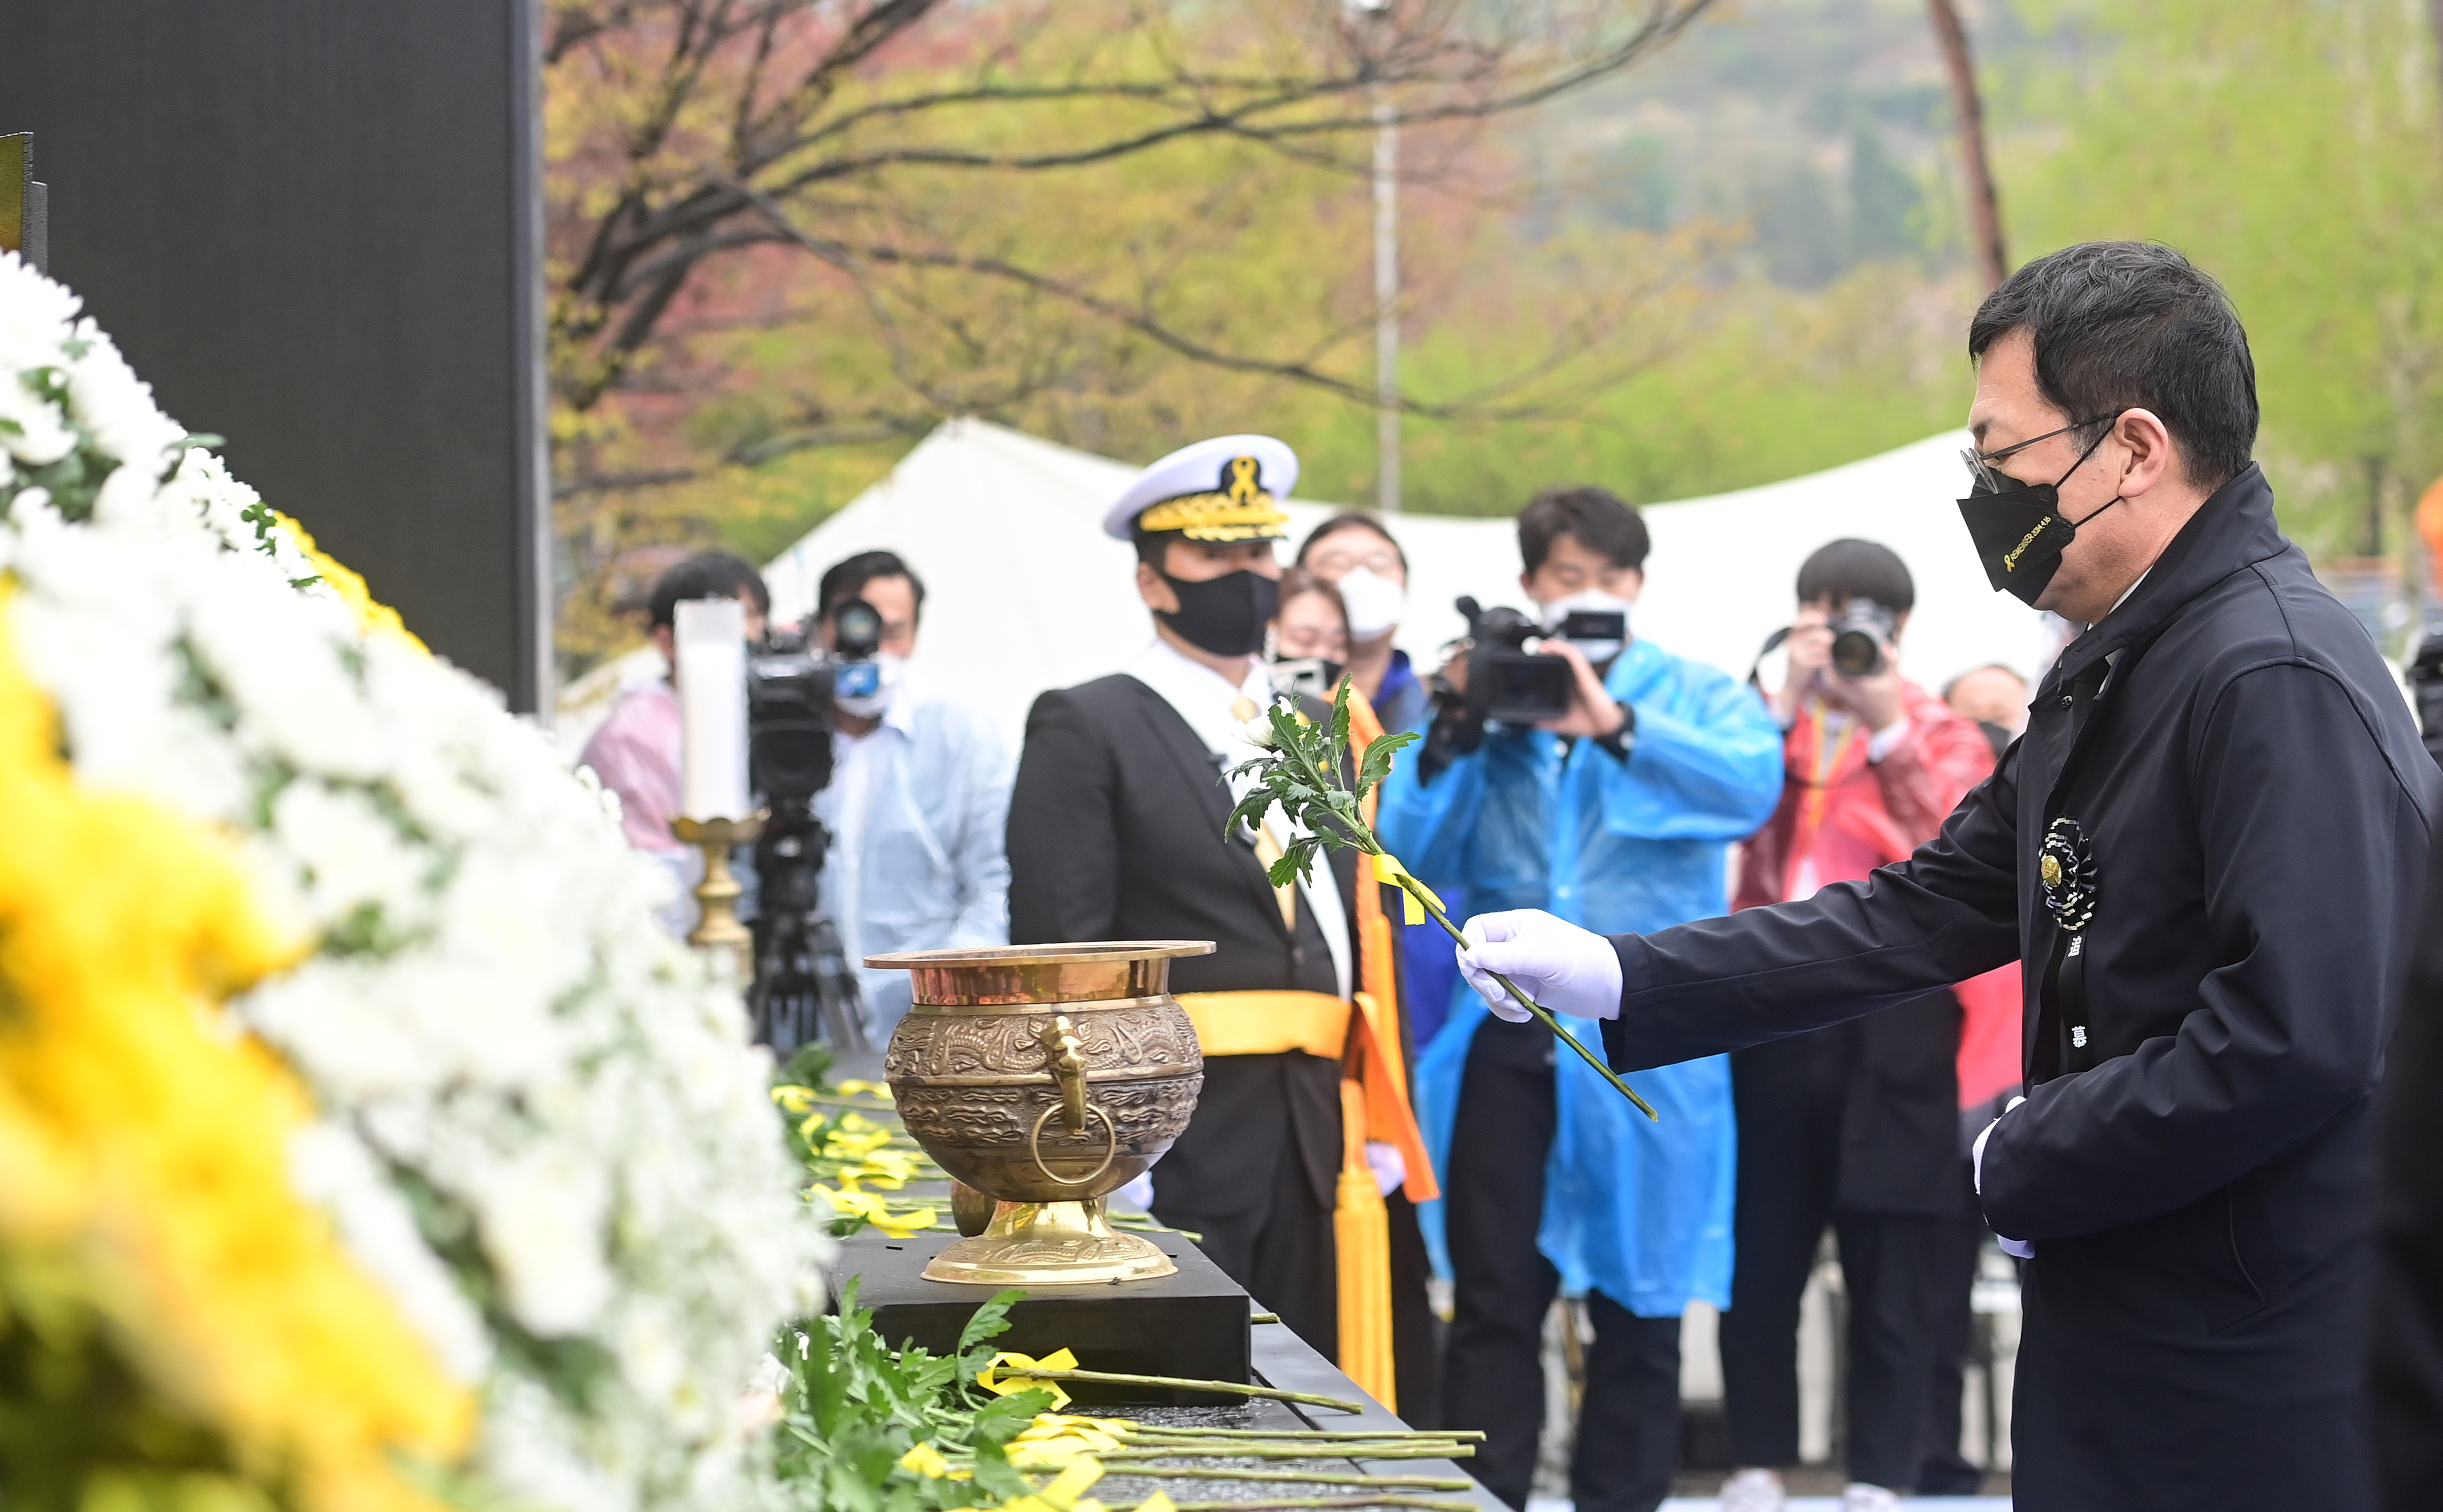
top-left (1027, 1102), bottom-right (1119, 1188)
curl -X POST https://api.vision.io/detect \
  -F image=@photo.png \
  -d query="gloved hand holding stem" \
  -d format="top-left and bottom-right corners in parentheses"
top-left (1224, 681), bottom-right (1657, 1121)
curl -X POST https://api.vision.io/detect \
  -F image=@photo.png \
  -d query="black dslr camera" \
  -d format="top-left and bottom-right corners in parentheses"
top-left (741, 599), bottom-right (884, 1053)
top-left (1826, 597), bottom-right (1898, 679)
top-left (1453, 596), bottom-right (1625, 725)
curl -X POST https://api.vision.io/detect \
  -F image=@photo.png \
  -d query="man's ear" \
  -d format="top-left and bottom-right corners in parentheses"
top-left (652, 623), bottom-right (675, 667)
top-left (2117, 408), bottom-right (2178, 499)
top-left (1137, 560), bottom-right (1178, 614)
top-left (1614, 567), bottom-right (1646, 604)
top-left (1891, 610), bottom-right (1911, 644)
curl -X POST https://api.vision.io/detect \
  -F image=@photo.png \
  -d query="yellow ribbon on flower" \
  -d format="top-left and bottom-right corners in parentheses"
top-left (837, 1078), bottom-right (896, 1101)
top-left (1372, 852), bottom-right (1444, 927)
top-left (899, 1442), bottom-right (972, 1480)
top-left (980, 1348), bottom-right (1079, 1409)
top-left (1036, 1458), bottom-right (1107, 1510)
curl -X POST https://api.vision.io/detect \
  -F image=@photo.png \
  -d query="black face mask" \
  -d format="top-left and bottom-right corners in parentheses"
top-left (1159, 569), bottom-right (1280, 657)
top-left (1957, 424), bottom-right (2122, 608)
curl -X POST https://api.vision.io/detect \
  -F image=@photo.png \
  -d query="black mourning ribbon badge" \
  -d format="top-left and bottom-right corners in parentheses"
top-left (2039, 817), bottom-right (2099, 1057)
top-left (2039, 817), bottom-right (2097, 933)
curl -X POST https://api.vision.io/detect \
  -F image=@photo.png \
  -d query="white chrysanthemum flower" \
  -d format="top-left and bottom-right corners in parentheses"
top-left (0, 248), bottom-right (829, 1512)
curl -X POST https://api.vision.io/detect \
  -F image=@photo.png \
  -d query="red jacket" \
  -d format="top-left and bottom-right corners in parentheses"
top-left (1737, 681), bottom-right (2023, 1109)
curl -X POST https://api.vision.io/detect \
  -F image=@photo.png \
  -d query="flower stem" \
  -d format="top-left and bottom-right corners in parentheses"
top-left (1397, 880), bottom-right (1657, 1122)
top-left (990, 1366), bottom-right (1362, 1414)
top-left (1102, 1466), bottom-right (1474, 1491)
top-left (1110, 1498), bottom-right (1476, 1511)
top-left (1118, 1429), bottom-right (1485, 1443)
top-left (1099, 1447), bottom-right (1471, 1463)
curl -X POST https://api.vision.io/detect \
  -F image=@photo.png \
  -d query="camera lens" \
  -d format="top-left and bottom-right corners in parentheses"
top-left (832, 600), bottom-right (883, 659)
top-left (1831, 628), bottom-right (1884, 679)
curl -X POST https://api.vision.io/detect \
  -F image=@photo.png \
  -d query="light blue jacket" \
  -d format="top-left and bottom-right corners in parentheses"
top-left (1377, 637), bottom-right (1783, 1315)
top-left (813, 681), bottom-right (1014, 1033)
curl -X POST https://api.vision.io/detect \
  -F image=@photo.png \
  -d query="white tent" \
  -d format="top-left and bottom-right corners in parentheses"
top-left (557, 417), bottom-right (2057, 754)
top-left (756, 418), bottom-right (2054, 742)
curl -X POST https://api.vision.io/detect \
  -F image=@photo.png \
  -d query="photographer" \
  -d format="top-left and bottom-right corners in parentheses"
top-left (1718, 540), bottom-right (2002, 1512)
top-left (806, 550), bottom-right (1012, 1036)
top-left (1450, 243), bottom-right (2435, 1511)
top-left (1375, 487), bottom-right (1782, 1512)
top-left (578, 551), bottom-right (769, 928)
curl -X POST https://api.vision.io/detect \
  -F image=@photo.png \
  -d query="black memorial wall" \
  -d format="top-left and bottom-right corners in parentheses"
top-left (0, 2), bottom-right (551, 711)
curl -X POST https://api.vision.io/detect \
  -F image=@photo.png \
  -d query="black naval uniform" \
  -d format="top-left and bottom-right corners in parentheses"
top-left (1007, 672), bottom-right (1357, 1352)
top-left (1598, 467), bottom-right (2433, 1510)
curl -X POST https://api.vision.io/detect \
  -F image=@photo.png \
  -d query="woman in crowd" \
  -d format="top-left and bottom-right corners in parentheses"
top-left (1271, 567), bottom-right (1352, 667)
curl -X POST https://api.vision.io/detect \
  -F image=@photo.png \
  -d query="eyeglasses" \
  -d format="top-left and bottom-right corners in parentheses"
top-left (1960, 415), bottom-right (2119, 493)
top-left (1304, 545), bottom-right (1403, 576)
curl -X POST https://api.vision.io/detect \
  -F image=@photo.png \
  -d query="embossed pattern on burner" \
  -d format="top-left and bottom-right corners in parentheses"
top-left (884, 1005), bottom-right (1202, 1083)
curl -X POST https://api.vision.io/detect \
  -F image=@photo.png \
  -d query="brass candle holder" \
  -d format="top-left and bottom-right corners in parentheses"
top-left (671, 812), bottom-right (765, 980)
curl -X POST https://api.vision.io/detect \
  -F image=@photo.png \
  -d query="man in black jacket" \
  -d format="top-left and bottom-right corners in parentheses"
top-left (1448, 242), bottom-right (2436, 1510)
top-left (1007, 434), bottom-right (1361, 1357)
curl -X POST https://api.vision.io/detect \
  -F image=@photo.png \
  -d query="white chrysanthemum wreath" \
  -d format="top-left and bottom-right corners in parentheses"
top-left (0, 250), bottom-right (828, 1512)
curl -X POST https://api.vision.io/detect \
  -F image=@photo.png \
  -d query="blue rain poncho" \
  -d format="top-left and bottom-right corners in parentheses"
top-left (1377, 637), bottom-right (1783, 1315)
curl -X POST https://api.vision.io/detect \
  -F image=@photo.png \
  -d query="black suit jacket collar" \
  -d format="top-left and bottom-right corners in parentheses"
top-left (2041, 463), bottom-right (2285, 700)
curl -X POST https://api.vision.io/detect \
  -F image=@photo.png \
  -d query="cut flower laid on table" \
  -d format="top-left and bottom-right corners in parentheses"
top-left (0, 250), bottom-right (828, 1511)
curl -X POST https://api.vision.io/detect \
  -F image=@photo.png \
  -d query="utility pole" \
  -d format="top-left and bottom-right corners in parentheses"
top-left (1928, 0), bottom-right (2008, 291)
top-left (1372, 83), bottom-right (1400, 513)
top-left (1348, 0), bottom-right (1400, 512)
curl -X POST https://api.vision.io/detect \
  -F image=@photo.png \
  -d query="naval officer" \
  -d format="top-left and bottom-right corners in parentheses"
top-left (1006, 435), bottom-right (1428, 1361)
top-left (1446, 243), bottom-right (2435, 1509)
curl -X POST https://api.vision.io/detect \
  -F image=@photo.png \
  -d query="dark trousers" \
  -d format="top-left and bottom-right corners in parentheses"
top-left (1443, 1017), bottom-right (1682, 1512)
top-left (1155, 1054), bottom-right (1338, 1356)
top-left (1915, 1158), bottom-right (1986, 1494)
top-left (1722, 1040), bottom-right (1943, 1491)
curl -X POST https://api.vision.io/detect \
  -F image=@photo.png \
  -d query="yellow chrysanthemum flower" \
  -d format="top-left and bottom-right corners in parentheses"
top-left (0, 594), bottom-right (469, 1510)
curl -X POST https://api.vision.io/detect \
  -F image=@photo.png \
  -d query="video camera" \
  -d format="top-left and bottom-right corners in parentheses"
top-left (1453, 596), bottom-right (1626, 725)
top-left (740, 598), bottom-right (886, 1054)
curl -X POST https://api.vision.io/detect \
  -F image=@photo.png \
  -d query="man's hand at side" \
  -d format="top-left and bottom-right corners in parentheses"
top-left (1457, 910), bottom-right (1622, 1023)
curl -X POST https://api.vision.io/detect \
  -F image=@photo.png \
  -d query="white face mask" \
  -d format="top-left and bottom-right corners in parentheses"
top-left (1537, 588), bottom-right (1635, 663)
top-left (1333, 566), bottom-right (1406, 642)
top-left (834, 650), bottom-right (905, 720)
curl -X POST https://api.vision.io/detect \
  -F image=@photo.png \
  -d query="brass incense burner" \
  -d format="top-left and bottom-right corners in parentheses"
top-left (868, 941), bottom-right (1213, 1285)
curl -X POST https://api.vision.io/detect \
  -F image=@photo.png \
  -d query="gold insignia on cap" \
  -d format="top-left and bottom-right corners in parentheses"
top-left (1136, 454), bottom-right (1291, 541)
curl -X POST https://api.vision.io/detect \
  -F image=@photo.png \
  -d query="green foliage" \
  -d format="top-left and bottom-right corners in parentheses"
top-left (1994, 0), bottom-right (2443, 571)
top-left (773, 1282), bottom-right (1052, 1512)
top-left (1222, 680), bottom-right (1418, 888)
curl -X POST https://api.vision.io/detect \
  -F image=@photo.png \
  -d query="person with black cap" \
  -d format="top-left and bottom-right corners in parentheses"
top-left (1005, 436), bottom-right (1433, 1384)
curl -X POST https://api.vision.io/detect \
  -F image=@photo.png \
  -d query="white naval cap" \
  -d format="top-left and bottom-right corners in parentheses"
top-left (1101, 433), bottom-right (1299, 542)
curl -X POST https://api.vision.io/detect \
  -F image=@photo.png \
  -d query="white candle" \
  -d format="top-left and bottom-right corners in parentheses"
top-left (675, 597), bottom-right (751, 821)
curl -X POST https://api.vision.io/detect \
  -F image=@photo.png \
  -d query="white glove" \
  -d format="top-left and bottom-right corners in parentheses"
top-left (1456, 910), bottom-right (1623, 1024)
top-left (1365, 1140), bottom-right (1406, 1198)
top-left (1973, 1095), bottom-right (2034, 1259)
